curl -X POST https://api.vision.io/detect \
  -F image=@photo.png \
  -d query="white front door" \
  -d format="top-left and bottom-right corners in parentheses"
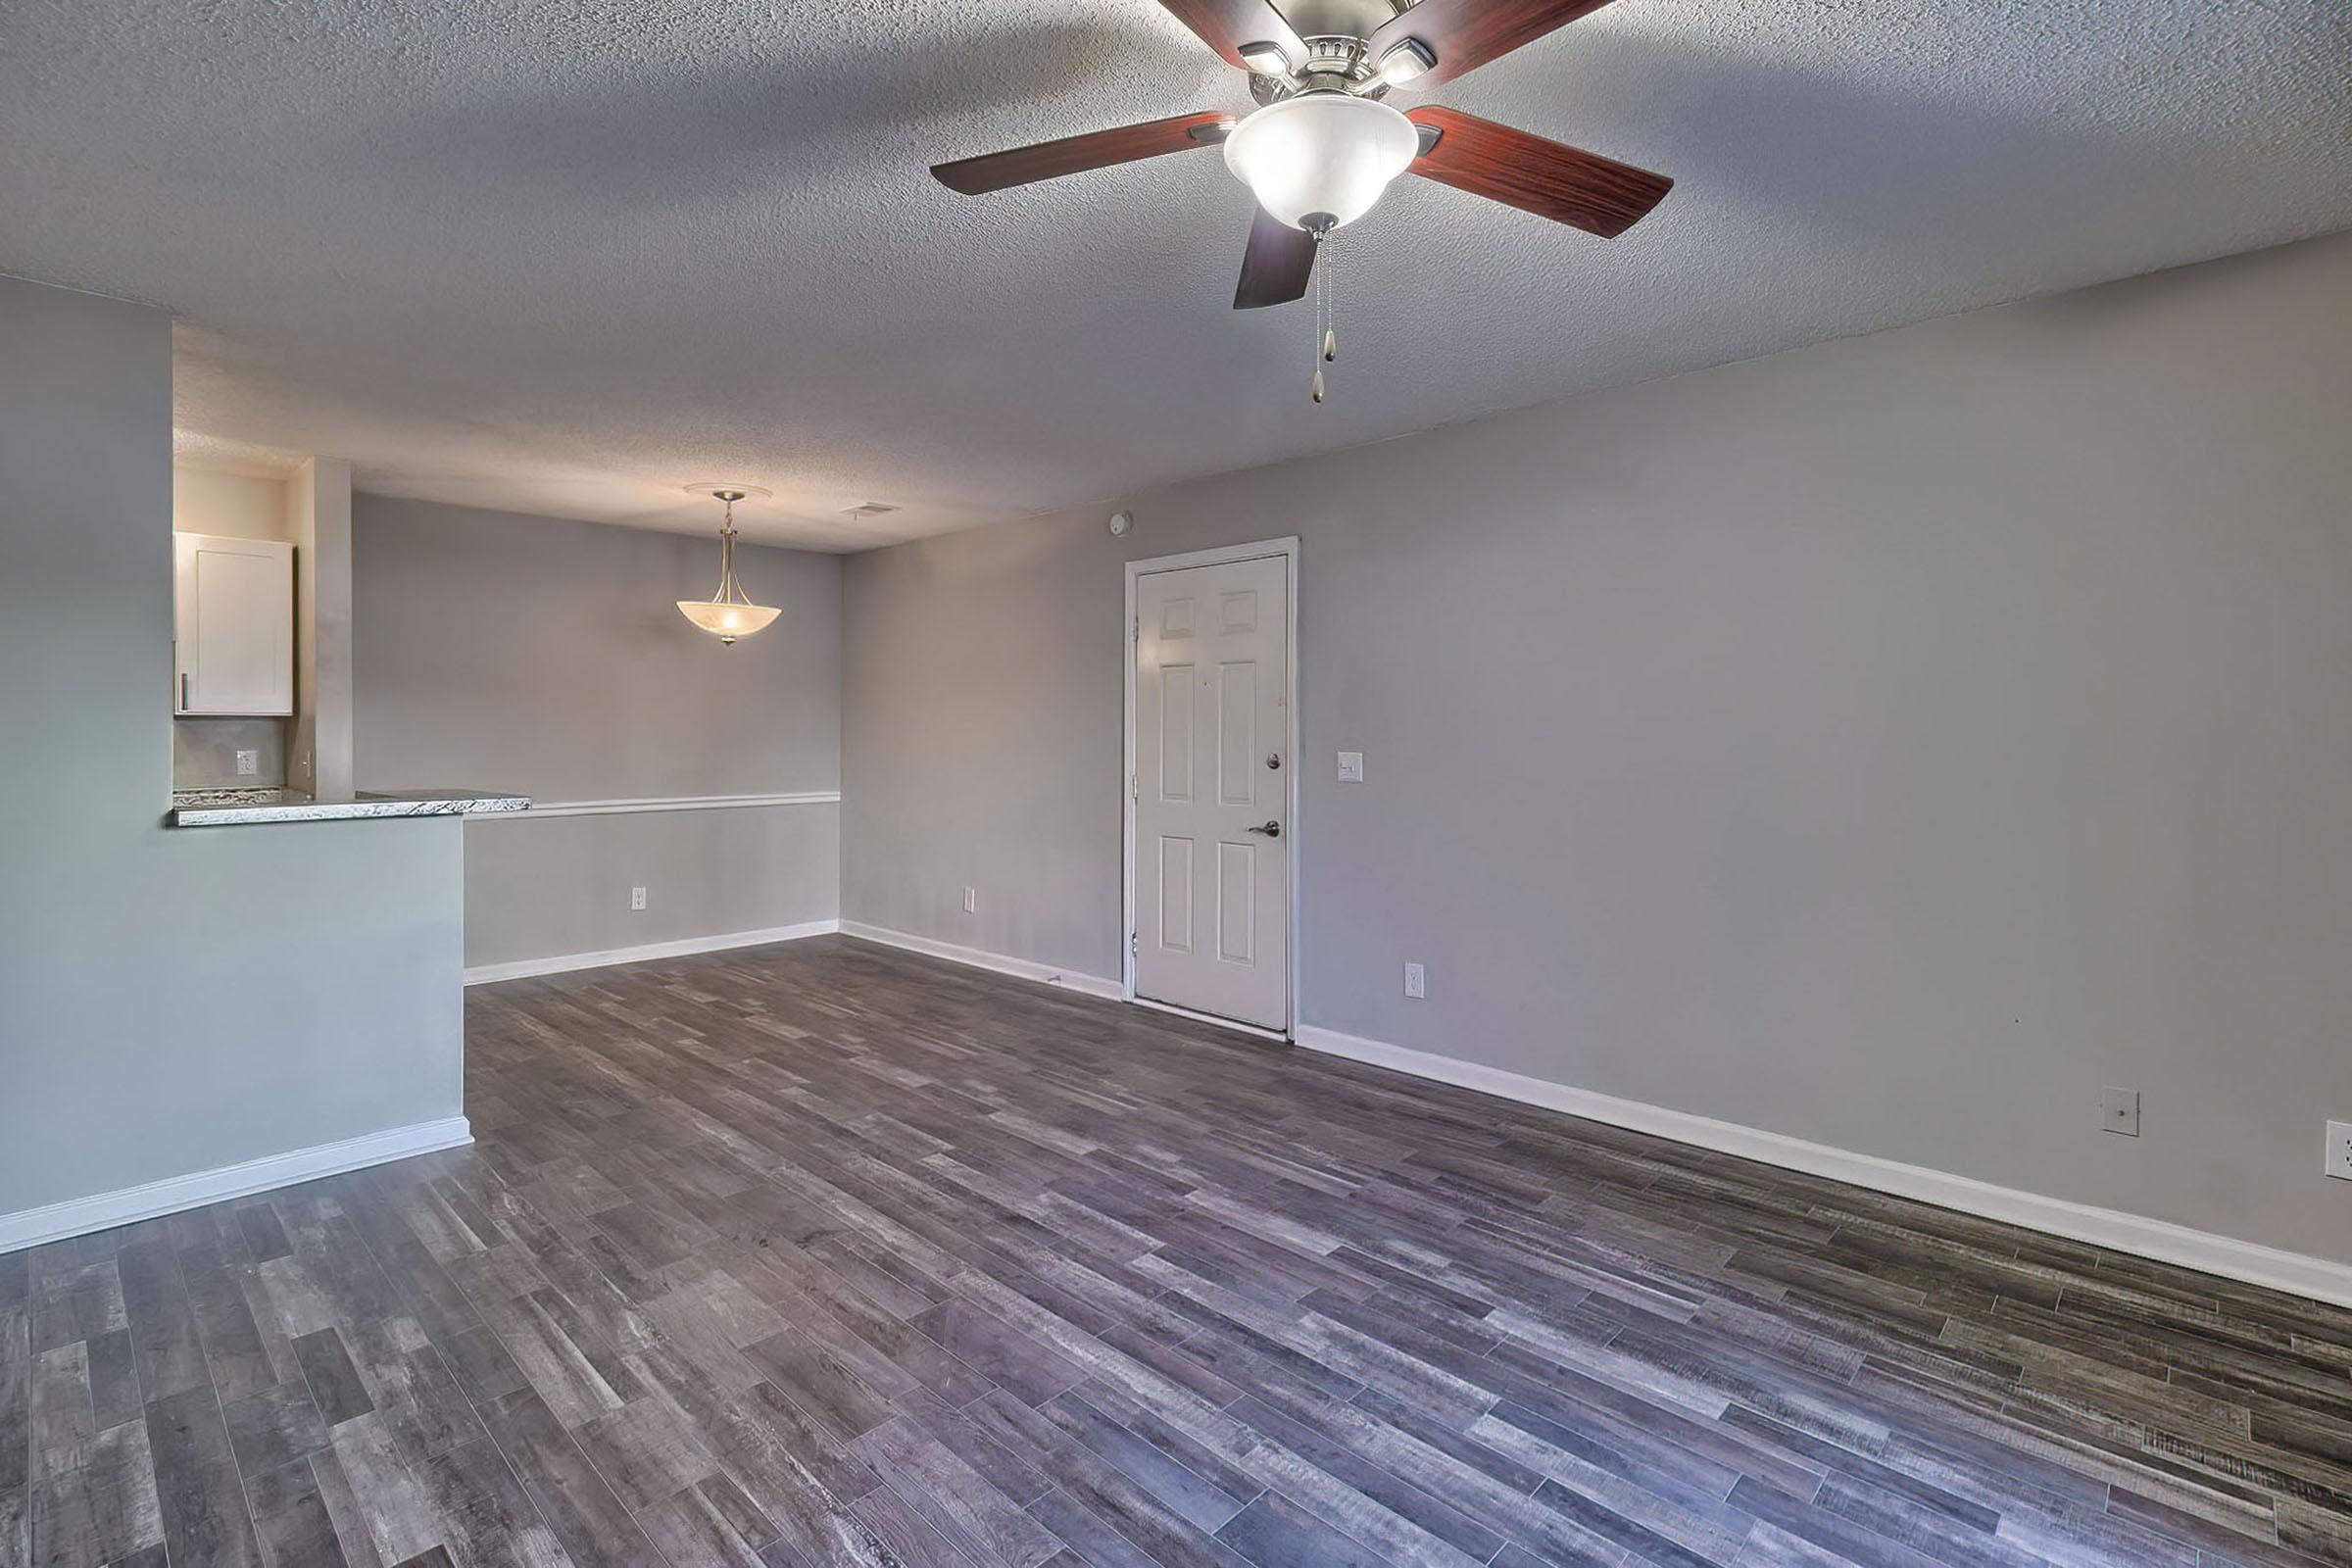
top-left (1132, 552), bottom-right (1291, 1032)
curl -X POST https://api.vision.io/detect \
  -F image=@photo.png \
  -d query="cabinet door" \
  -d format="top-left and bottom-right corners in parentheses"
top-left (174, 533), bottom-right (294, 715)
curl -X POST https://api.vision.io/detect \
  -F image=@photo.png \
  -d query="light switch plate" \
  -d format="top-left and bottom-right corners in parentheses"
top-left (1337, 752), bottom-right (1364, 783)
top-left (2101, 1086), bottom-right (2140, 1137)
top-left (962, 886), bottom-right (977, 913)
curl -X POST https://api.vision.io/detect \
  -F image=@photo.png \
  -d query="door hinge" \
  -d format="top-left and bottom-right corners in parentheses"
top-left (1132, 931), bottom-right (1139, 956)
top-left (1130, 773), bottom-right (1138, 801)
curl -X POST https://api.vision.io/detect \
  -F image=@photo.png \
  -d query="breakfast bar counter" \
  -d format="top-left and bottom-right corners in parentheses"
top-left (167, 787), bottom-right (530, 827)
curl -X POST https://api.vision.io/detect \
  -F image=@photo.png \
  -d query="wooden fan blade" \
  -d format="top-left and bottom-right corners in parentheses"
top-left (932, 111), bottom-right (1235, 195)
top-left (1234, 207), bottom-right (1317, 309)
top-left (1406, 106), bottom-right (1671, 237)
top-left (1156, 0), bottom-right (1307, 72)
top-left (1368, 0), bottom-right (1617, 87)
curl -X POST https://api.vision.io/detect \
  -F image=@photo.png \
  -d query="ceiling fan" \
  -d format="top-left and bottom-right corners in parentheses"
top-left (929, 0), bottom-right (1674, 317)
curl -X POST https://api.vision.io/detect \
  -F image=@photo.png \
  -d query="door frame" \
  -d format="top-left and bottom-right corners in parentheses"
top-left (1122, 536), bottom-right (1301, 1041)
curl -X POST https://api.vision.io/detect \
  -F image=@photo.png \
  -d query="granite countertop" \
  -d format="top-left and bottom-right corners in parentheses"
top-left (168, 787), bottom-right (531, 827)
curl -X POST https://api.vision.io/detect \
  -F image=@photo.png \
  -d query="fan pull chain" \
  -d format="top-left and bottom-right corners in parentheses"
top-left (1310, 228), bottom-right (1338, 404)
top-left (1323, 227), bottom-right (1339, 366)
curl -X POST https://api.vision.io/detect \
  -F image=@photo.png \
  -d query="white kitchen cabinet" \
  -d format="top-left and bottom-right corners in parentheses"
top-left (172, 532), bottom-right (294, 715)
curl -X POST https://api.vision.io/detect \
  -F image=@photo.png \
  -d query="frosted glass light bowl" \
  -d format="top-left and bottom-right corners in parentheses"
top-left (676, 600), bottom-right (781, 642)
top-left (1224, 93), bottom-right (1418, 232)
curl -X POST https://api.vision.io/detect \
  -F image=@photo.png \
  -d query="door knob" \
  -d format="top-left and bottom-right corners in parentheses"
top-left (1245, 820), bottom-right (1281, 838)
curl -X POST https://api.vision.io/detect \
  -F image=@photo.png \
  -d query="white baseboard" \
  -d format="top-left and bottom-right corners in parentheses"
top-left (464, 919), bottom-right (840, 985)
top-left (1297, 1024), bottom-right (2352, 1310)
top-left (839, 920), bottom-right (1124, 1000)
top-left (0, 1116), bottom-right (473, 1255)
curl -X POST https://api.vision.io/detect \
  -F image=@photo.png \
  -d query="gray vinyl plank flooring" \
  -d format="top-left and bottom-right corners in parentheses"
top-left (9, 933), bottom-right (2352, 1565)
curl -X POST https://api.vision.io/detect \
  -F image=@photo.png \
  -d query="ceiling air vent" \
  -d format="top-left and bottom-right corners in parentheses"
top-left (843, 502), bottom-right (900, 520)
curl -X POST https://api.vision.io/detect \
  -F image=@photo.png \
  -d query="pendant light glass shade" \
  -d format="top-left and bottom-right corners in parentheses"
top-left (676, 598), bottom-right (781, 642)
top-left (1223, 93), bottom-right (1417, 232)
top-left (677, 484), bottom-right (779, 646)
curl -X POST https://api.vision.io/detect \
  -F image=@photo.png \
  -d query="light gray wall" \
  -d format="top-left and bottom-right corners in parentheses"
top-left (352, 497), bottom-right (842, 966)
top-left (0, 274), bottom-right (465, 1221)
top-left (462, 808), bottom-right (839, 968)
top-left (844, 230), bottom-right (2352, 1264)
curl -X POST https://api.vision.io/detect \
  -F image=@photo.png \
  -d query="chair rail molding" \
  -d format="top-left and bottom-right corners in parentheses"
top-left (476, 790), bottom-right (841, 820)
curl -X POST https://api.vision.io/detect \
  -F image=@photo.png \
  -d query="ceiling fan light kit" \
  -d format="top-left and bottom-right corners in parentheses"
top-left (1238, 40), bottom-right (1295, 76)
top-left (929, 0), bottom-right (1675, 402)
top-left (1375, 36), bottom-right (1436, 85)
top-left (1222, 93), bottom-right (1418, 233)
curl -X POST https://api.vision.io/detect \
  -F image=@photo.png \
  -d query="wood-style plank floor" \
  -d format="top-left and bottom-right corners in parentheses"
top-left (10, 935), bottom-right (2352, 1568)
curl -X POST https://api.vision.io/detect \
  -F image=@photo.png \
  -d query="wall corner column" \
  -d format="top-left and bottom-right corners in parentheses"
top-left (286, 456), bottom-right (355, 796)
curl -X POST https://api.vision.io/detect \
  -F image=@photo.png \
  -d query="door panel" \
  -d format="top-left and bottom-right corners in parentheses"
top-left (1216, 842), bottom-right (1256, 963)
top-left (1158, 837), bottom-right (1196, 953)
top-left (1158, 663), bottom-right (1195, 801)
top-left (1216, 662), bottom-right (1258, 804)
top-left (1133, 553), bottom-right (1290, 1031)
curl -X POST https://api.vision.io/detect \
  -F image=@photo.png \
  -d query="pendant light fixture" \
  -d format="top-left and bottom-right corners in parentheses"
top-left (676, 482), bottom-right (779, 646)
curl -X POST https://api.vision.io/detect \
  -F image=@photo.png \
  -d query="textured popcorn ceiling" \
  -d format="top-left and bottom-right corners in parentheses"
top-left (3, 1), bottom-right (2345, 550)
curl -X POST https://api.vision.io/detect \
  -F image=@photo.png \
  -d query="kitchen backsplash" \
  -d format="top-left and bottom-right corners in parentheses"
top-left (173, 715), bottom-right (289, 789)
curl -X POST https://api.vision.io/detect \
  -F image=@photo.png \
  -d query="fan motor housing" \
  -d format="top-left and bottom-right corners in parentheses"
top-left (1277, 0), bottom-right (1411, 41)
top-left (1252, 36), bottom-right (1393, 104)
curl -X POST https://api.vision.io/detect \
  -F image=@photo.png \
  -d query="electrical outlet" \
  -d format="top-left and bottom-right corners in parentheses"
top-left (1403, 961), bottom-right (1425, 1000)
top-left (962, 886), bottom-right (977, 913)
top-left (629, 886), bottom-right (647, 911)
top-left (234, 749), bottom-right (260, 776)
top-left (2100, 1087), bottom-right (2139, 1137)
top-left (1337, 752), bottom-right (1365, 783)
top-left (2328, 1121), bottom-right (2352, 1182)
